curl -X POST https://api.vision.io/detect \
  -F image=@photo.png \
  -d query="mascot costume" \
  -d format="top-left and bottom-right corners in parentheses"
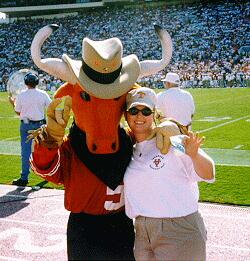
top-left (29, 24), bottom-right (180, 260)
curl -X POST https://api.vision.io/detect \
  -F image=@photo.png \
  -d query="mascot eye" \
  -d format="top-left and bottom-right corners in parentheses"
top-left (80, 91), bottom-right (91, 101)
top-left (114, 96), bottom-right (121, 101)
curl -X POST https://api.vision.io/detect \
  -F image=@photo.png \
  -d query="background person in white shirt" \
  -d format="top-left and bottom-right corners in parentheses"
top-left (124, 87), bottom-right (215, 261)
top-left (157, 72), bottom-right (195, 132)
top-left (9, 72), bottom-right (51, 187)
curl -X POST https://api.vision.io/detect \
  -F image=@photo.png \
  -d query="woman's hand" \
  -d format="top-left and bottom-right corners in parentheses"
top-left (184, 132), bottom-right (215, 180)
top-left (183, 132), bottom-right (204, 159)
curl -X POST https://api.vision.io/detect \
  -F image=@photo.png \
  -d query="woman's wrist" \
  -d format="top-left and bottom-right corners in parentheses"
top-left (188, 151), bottom-right (199, 161)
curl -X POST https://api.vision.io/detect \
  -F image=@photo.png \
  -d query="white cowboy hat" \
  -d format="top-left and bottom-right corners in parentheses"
top-left (162, 72), bottom-right (180, 84)
top-left (62, 37), bottom-right (141, 99)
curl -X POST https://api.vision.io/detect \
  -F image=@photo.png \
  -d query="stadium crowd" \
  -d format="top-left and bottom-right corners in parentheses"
top-left (0, 1), bottom-right (249, 91)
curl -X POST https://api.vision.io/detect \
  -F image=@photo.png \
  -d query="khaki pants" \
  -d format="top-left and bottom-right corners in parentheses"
top-left (134, 211), bottom-right (207, 261)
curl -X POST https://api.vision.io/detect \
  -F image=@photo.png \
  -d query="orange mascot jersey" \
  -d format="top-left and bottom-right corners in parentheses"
top-left (30, 141), bottom-right (125, 215)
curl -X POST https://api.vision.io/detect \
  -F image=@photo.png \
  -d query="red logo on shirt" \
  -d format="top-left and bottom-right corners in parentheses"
top-left (150, 155), bottom-right (165, 170)
top-left (153, 158), bottom-right (161, 167)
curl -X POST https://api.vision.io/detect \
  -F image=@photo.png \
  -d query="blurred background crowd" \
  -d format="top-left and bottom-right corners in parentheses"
top-left (0, 0), bottom-right (249, 90)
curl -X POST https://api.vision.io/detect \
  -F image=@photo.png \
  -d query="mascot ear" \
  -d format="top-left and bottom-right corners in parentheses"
top-left (54, 82), bottom-right (74, 98)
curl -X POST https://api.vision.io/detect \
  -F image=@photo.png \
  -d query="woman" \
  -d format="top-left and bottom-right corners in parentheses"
top-left (124, 87), bottom-right (215, 261)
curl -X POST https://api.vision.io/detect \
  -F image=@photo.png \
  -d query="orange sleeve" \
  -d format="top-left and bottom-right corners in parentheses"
top-left (30, 143), bottom-right (63, 184)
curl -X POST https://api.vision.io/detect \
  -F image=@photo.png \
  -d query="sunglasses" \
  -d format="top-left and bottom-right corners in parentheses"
top-left (127, 107), bottom-right (154, 116)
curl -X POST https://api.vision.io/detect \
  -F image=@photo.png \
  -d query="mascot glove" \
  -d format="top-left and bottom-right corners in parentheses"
top-left (27, 96), bottom-right (72, 148)
top-left (147, 120), bottom-right (181, 154)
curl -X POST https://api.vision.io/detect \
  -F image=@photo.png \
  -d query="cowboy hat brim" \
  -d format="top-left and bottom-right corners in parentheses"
top-left (62, 54), bottom-right (141, 99)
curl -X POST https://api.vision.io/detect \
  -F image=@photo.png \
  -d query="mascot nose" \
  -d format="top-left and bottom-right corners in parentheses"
top-left (111, 142), bottom-right (116, 151)
top-left (91, 142), bottom-right (117, 152)
top-left (88, 139), bottom-right (119, 154)
top-left (92, 144), bottom-right (97, 151)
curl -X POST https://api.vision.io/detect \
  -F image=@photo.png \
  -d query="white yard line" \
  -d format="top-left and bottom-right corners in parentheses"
top-left (204, 148), bottom-right (250, 153)
top-left (0, 152), bottom-right (21, 156)
top-left (234, 145), bottom-right (244, 149)
top-left (0, 140), bottom-right (20, 155)
top-left (198, 115), bottom-right (250, 133)
top-left (1, 140), bottom-right (249, 165)
top-left (215, 163), bottom-right (250, 167)
top-left (0, 116), bottom-right (19, 119)
top-left (203, 148), bottom-right (250, 166)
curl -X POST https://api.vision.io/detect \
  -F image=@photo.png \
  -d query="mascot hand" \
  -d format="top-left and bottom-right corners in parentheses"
top-left (46, 96), bottom-right (72, 145)
top-left (27, 96), bottom-right (72, 148)
top-left (147, 120), bottom-right (181, 154)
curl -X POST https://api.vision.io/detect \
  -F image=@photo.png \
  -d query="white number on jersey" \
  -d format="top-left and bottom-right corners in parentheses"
top-left (104, 185), bottom-right (125, 211)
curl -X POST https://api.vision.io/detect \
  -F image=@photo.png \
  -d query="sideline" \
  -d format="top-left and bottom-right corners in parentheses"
top-left (0, 185), bottom-right (249, 260)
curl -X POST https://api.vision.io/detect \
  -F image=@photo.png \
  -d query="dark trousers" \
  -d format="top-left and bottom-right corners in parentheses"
top-left (67, 211), bottom-right (135, 261)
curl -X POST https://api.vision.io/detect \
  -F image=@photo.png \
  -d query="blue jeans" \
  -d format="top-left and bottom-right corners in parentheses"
top-left (20, 121), bottom-right (44, 181)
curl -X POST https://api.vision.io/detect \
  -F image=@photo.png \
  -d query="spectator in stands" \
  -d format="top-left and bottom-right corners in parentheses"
top-left (157, 72), bottom-right (195, 132)
top-left (0, 1), bottom-right (249, 88)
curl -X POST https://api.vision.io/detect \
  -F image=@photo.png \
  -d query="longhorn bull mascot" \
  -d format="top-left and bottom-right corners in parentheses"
top-left (29, 24), bottom-right (180, 260)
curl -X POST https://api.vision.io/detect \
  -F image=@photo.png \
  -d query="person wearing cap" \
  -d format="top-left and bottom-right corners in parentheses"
top-left (124, 87), bottom-right (215, 261)
top-left (157, 72), bottom-right (195, 132)
top-left (9, 72), bottom-right (51, 187)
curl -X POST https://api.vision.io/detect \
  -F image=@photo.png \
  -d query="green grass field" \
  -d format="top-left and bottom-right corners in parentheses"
top-left (0, 88), bottom-right (250, 205)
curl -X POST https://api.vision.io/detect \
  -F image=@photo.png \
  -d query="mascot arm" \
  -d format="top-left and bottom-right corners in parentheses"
top-left (147, 120), bottom-right (181, 154)
top-left (27, 96), bottom-right (72, 148)
top-left (30, 143), bottom-right (63, 184)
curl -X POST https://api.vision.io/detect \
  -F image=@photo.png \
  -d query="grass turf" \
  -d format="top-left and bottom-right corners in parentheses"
top-left (199, 165), bottom-right (250, 206)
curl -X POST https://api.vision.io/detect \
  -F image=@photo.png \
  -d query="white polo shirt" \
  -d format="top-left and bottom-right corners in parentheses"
top-left (157, 87), bottom-right (195, 126)
top-left (15, 88), bottom-right (51, 121)
top-left (124, 138), bottom-right (215, 219)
